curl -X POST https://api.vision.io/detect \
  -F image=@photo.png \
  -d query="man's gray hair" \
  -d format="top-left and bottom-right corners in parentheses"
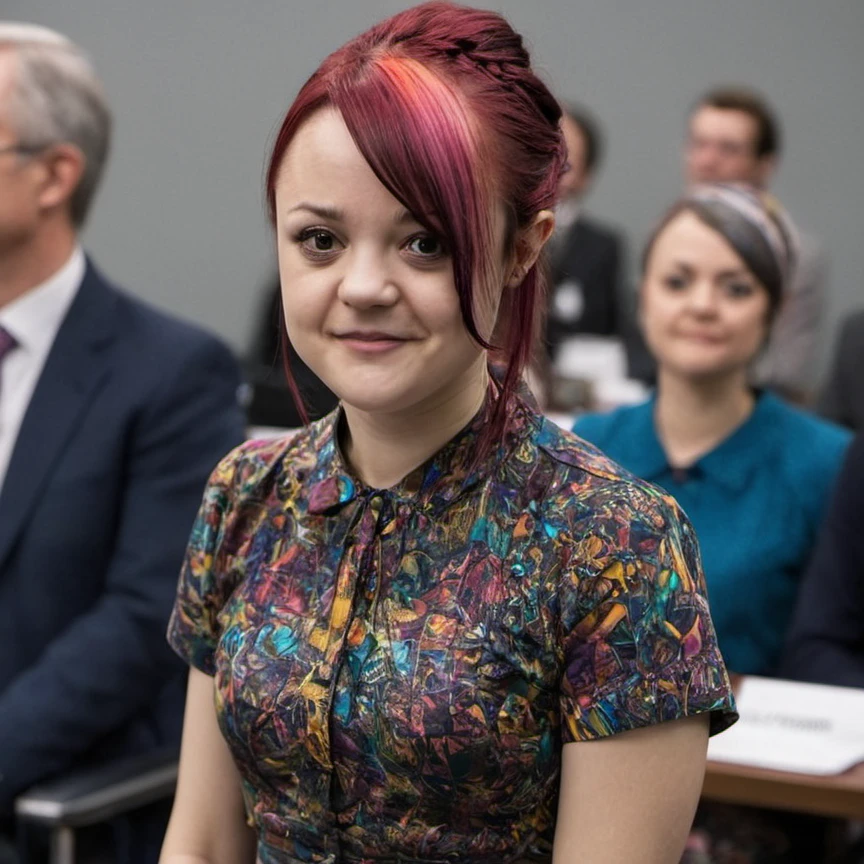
top-left (0, 22), bottom-right (111, 227)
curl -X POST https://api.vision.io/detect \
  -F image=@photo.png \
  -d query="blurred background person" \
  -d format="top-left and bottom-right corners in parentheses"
top-left (545, 104), bottom-right (626, 355)
top-left (817, 308), bottom-right (864, 432)
top-left (684, 87), bottom-right (826, 404)
top-left (544, 104), bottom-right (646, 412)
top-left (573, 184), bottom-right (851, 679)
top-left (574, 184), bottom-right (853, 862)
top-left (0, 22), bottom-right (245, 863)
top-left (784, 433), bottom-right (864, 688)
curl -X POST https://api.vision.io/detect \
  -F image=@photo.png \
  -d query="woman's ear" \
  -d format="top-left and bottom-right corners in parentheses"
top-left (506, 210), bottom-right (555, 287)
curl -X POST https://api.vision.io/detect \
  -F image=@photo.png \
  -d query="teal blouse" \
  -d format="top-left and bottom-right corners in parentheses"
top-left (574, 392), bottom-right (852, 676)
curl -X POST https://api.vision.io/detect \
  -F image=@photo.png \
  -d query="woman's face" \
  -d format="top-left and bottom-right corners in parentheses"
top-left (273, 107), bottom-right (502, 418)
top-left (640, 210), bottom-right (772, 381)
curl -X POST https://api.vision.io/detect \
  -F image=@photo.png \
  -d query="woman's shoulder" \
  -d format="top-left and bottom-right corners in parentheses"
top-left (535, 414), bottom-right (683, 527)
top-left (764, 394), bottom-right (852, 472)
top-left (206, 419), bottom-right (325, 501)
top-left (758, 394), bottom-right (852, 519)
top-left (570, 401), bottom-right (651, 449)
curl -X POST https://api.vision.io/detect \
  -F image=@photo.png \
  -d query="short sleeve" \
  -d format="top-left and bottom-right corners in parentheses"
top-left (558, 484), bottom-right (737, 741)
top-left (167, 445), bottom-right (247, 675)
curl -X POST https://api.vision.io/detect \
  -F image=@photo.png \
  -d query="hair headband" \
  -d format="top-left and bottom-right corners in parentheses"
top-left (685, 183), bottom-right (797, 285)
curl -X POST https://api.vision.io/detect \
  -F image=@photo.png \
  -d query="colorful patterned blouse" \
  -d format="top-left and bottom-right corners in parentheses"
top-left (168, 386), bottom-right (736, 863)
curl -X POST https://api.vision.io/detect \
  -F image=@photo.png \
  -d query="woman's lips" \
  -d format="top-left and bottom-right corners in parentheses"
top-left (334, 332), bottom-right (411, 354)
top-left (677, 330), bottom-right (725, 344)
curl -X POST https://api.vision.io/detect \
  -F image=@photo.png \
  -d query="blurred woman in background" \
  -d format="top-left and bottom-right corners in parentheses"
top-left (574, 184), bottom-right (851, 680)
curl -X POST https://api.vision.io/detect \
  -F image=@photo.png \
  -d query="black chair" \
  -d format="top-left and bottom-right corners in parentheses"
top-left (14, 750), bottom-right (177, 864)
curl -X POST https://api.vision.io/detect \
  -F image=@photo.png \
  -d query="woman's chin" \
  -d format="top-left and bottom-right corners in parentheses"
top-left (335, 386), bottom-right (414, 417)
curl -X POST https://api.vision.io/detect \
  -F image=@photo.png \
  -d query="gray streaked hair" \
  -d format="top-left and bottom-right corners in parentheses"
top-left (0, 22), bottom-right (111, 227)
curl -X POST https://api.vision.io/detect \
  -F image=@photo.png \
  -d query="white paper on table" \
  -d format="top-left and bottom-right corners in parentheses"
top-left (707, 675), bottom-right (864, 775)
top-left (554, 335), bottom-right (628, 382)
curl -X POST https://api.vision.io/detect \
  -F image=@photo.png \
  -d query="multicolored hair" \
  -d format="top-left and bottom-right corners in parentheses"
top-left (265, 1), bottom-right (565, 449)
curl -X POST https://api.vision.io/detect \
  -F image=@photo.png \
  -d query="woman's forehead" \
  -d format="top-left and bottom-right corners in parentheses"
top-left (274, 109), bottom-right (408, 222)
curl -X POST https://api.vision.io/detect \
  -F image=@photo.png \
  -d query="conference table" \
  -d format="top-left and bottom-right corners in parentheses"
top-left (702, 675), bottom-right (864, 820)
top-left (703, 757), bottom-right (864, 820)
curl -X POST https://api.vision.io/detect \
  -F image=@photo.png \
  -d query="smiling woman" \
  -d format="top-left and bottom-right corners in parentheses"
top-left (160, 5), bottom-right (737, 864)
top-left (273, 108), bottom-right (490, 471)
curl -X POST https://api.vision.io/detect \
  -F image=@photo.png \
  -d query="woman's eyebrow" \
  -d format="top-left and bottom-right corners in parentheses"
top-left (285, 203), bottom-right (343, 221)
top-left (717, 267), bottom-right (752, 279)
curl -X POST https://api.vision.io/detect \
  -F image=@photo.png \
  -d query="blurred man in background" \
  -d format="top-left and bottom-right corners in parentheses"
top-left (545, 104), bottom-right (626, 359)
top-left (685, 86), bottom-right (825, 402)
top-left (0, 22), bottom-right (245, 863)
top-left (784, 433), bottom-right (864, 689)
top-left (818, 308), bottom-right (864, 432)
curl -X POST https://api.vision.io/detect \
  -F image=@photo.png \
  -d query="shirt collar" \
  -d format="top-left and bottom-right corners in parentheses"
top-left (0, 246), bottom-right (85, 356)
top-left (304, 375), bottom-right (538, 516)
top-left (612, 395), bottom-right (669, 482)
top-left (624, 390), bottom-right (780, 493)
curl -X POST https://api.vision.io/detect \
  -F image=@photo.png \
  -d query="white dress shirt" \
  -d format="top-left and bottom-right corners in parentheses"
top-left (0, 246), bottom-right (85, 491)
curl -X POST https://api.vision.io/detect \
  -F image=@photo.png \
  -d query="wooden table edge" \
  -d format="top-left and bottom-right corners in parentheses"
top-left (703, 759), bottom-right (864, 820)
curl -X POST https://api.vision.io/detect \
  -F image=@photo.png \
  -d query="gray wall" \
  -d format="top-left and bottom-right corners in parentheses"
top-left (7, 0), bottom-right (864, 380)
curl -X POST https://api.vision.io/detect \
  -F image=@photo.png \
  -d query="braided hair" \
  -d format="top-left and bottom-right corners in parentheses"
top-left (266, 2), bottom-right (566, 452)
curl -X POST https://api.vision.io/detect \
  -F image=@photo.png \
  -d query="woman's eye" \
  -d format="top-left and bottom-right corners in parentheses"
top-left (726, 281), bottom-right (755, 298)
top-left (663, 274), bottom-right (688, 291)
top-left (405, 234), bottom-right (444, 258)
top-left (297, 228), bottom-right (342, 257)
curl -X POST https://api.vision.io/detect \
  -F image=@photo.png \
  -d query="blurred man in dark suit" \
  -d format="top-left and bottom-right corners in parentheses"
top-left (784, 434), bottom-right (864, 689)
top-left (545, 105), bottom-right (626, 359)
top-left (0, 22), bottom-right (245, 862)
top-left (818, 309), bottom-right (864, 432)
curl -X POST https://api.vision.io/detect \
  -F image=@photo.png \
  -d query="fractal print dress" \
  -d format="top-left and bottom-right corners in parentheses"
top-left (169, 386), bottom-right (736, 863)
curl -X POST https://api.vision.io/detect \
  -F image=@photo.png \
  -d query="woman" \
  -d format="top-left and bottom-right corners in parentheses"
top-left (574, 185), bottom-right (852, 679)
top-left (161, 5), bottom-right (736, 862)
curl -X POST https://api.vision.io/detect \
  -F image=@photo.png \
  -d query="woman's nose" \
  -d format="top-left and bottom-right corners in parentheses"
top-left (337, 250), bottom-right (399, 308)
top-left (687, 282), bottom-right (719, 315)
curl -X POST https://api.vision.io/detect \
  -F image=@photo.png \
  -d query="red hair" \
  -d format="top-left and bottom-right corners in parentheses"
top-left (266, 2), bottom-right (565, 449)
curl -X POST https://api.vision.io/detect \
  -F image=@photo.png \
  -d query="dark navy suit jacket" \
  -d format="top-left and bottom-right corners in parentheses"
top-left (545, 215), bottom-right (624, 356)
top-left (783, 434), bottom-right (864, 688)
top-left (0, 260), bottom-right (246, 812)
top-left (819, 309), bottom-right (864, 433)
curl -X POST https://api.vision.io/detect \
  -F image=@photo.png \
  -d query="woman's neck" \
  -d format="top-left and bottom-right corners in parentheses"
top-left (341, 359), bottom-right (489, 490)
top-left (654, 368), bottom-right (756, 469)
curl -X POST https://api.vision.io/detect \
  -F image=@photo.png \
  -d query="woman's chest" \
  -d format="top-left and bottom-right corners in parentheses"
top-left (213, 502), bottom-right (563, 767)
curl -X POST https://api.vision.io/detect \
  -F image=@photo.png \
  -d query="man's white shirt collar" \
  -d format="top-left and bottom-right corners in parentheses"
top-left (0, 245), bottom-right (86, 358)
top-left (0, 245), bottom-right (86, 491)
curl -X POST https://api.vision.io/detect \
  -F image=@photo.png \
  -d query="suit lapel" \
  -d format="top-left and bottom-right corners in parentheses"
top-left (0, 262), bottom-right (117, 571)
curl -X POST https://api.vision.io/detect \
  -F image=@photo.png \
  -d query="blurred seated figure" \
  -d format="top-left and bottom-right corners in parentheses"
top-left (545, 105), bottom-right (636, 406)
top-left (784, 434), bottom-right (864, 688)
top-left (684, 87), bottom-right (826, 403)
top-left (573, 185), bottom-right (851, 679)
top-left (0, 23), bottom-right (246, 863)
top-left (818, 309), bottom-right (864, 432)
top-left (245, 277), bottom-right (337, 428)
